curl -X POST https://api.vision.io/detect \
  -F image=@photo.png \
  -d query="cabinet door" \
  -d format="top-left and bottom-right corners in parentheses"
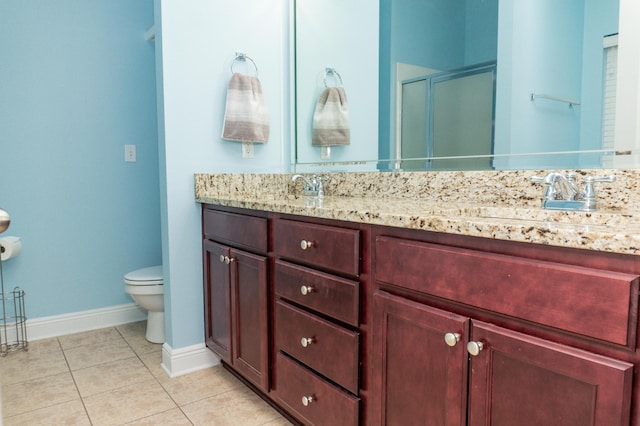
top-left (230, 248), bottom-right (269, 391)
top-left (468, 321), bottom-right (633, 426)
top-left (203, 240), bottom-right (232, 364)
top-left (372, 291), bottom-right (469, 426)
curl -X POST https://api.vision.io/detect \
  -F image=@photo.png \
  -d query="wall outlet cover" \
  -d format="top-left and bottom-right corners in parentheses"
top-left (242, 142), bottom-right (254, 158)
top-left (125, 144), bottom-right (137, 162)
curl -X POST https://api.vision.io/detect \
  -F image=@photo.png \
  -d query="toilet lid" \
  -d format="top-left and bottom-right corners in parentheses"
top-left (125, 265), bottom-right (163, 285)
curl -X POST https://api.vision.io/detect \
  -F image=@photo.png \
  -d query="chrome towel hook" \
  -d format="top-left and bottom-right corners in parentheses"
top-left (231, 52), bottom-right (259, 76)
top-left (323, 67), bottom-right (343, 87)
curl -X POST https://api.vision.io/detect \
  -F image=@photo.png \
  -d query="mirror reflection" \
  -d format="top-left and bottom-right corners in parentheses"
top-left (294, 0), bottom-right (626, 172)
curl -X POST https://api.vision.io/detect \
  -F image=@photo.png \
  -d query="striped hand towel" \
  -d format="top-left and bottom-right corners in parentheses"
top-left (312, 86), bottom-right (350, 146)
top-left (222, 73), bottom-right (270, 143)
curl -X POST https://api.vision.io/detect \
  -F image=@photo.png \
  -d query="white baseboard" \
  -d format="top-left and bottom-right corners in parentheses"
top-left (161, 342), bottom-right (220, 378)
top-left (25, 303), bottom-right (147, 341)
top-left (19, 304), bottom-right (219, 379)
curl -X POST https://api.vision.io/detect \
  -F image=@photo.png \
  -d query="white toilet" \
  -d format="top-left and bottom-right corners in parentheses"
top-left (124, 265), bottom-right (165, 343)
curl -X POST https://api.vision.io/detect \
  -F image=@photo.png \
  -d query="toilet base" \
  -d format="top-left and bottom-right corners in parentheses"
top-left (145, 311), bottom-right (165, 343)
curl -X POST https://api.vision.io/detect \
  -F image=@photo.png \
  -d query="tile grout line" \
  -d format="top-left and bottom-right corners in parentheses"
top-left (60, 333), bottom-right (98, 426)
top-left (2, 323), bottom-right (289, 425)
top-left (114, 325), bottom-right (196, 426)
top-left (1, 336), bottom-right (94, 424)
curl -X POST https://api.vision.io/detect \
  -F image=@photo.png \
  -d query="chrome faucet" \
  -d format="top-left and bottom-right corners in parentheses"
top-left (530, 173), bottom-right (615, 211)
top-left (291, 174), bottom-right (330, 197)
top-left (534, 172), bottom-right (579, 201)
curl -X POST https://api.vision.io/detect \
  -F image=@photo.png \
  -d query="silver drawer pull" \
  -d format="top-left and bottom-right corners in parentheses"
top-left (300, 285), bottom-right (315, 296)
top-left (300, 240), bottom-right (315, 250)
top-left (444, 332), bottom-right (461, 347)
top-left (219, 255), bottom-right (225, 263)
top-left (467, 341), bottom-right (484, 356)
top-left (302, 395), bottom-right (314, 406)
top-left (300, 337), bottom-right (314, 348)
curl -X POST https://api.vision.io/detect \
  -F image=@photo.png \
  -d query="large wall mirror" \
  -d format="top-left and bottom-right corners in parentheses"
top-left (293, 0), bottom-right (640, 172)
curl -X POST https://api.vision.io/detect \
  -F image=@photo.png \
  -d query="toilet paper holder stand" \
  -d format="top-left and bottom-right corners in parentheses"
top-left (0, 209), bottom-right (28, 356)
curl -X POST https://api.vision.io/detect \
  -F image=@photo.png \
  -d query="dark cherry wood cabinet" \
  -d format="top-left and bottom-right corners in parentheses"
top-left (468, 321), bottom-right (632, 425)
top-left (201, 204), bottom-right (640, 425)
top-left (203, 240), bottom-right (232, 363)
top-left (372, 290), bottom-right (633, 425)
top-left (371, 227), bottom-right (639, 426)
top-left (275, 352), bottom-right (359, 426)
top-left (372, 291), bottom-right (470, 425)
top-left (271, 217), bottom-right (363, 425)
top-left (202, 207), bottom-right (269, 391)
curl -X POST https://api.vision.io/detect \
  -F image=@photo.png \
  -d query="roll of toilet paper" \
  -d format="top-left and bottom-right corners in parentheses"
top-left (0, 236), bottom-right (22, 261)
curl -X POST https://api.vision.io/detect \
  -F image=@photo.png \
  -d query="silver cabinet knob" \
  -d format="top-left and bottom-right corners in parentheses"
top-left (224, 256), bottom-right (235, 264)
top-left (300, 240), bottom-right (315, 250)
top-left (300, 337), bottom-right (314, 348)
top-left (444, 332), bottom-right (461, 347)
top-left (300, 285), bottom-right (314, 296)
top-left (219, 254), bottom-right (225, 263)
top-left (467, 341), bottom-right (484, 356)
top-left (302, 395), bottom-right (314, 406)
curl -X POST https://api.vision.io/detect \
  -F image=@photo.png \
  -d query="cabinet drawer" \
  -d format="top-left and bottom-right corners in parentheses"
top-left (273, 219), bottom-right (360, 276)
top-left (275, 300), bottom-right (359, 393)
top-left (275, 353), bottom-right (359, 426)
top-left (203, 208), bottom-right (267, 253)
top-left (275, 260), bottom-right (360, 327)
top-left (375, 236), bottom-right (639, 347)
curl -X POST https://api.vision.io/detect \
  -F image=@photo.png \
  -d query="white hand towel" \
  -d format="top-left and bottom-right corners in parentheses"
top-left (222, 73), bottom-right (270, 143)
top-left (312, 86), bottom-right (350, 147)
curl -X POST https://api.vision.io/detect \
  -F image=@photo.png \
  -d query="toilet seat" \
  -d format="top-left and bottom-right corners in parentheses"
top-left (124, 265), bottom-right (163, 286)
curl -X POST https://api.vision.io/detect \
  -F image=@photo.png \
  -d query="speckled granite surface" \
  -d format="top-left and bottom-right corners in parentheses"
top-left (195, 170), bottom-right (640, 255)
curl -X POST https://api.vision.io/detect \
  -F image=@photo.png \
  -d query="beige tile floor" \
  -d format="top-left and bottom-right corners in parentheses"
top-left (0, 321), bottom-right (292, 425)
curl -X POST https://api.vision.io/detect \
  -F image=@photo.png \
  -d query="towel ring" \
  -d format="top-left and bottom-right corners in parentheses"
top-left (323, 67), bottom-right (343, 87)
top-left (231, 52), bottom-right (259, 77)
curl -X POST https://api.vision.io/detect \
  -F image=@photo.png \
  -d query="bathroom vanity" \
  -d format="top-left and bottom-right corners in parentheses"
top-left (197, 171), bottom-right (640, 425)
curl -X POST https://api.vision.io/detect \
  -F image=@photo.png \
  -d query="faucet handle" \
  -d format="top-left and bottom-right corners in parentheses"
top-left (583, 175), bottom-right (616, 184)
top-left (311, 174), bottom-right (330, 197)
top-left (530, 176), bottom-right (557, 200)
top-left (581, 175), bottom-right (616, 199)
top-left (311, 174), bottom-right (330, 182)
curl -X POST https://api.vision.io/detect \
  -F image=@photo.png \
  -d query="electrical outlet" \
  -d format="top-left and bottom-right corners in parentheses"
top-left (321, 146), bottom-right (331, 159)
top-left (125, 144), bottom-right (137, 162)
top-left (242, 142), bottom-right (254, 159)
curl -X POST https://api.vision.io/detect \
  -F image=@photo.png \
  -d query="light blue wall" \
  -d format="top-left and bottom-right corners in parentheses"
top-left (379, 0), bottom-right (498, 165)
top-left (389, 0), bottom-right (497, 73)
top-left (392, 0), bottom-right (465, 71)
top-left (580, 0), bottom-right (619, 153)
top-left (494, 0), bottom-right (618, 169)
top-left (155, 0), bottom-right (289, 349)
top-left (464, 0), bottom-right (499, 65)
top-left (295, 0), bottom-right (379, 167)
top-left (0, 1), bottom-right (161, 318)
top-left (494, 0), bottom-right (586, 169)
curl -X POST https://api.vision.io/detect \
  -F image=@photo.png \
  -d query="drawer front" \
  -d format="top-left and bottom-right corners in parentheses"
top-left (273, 219), bottom-right (360, 276)
top-left (203, 208), bottom-right (267, 253)
top-left (275, 300), bottom-right (359, 393)
top-left (275, 260), bottom-right (360, 327)
top-left (275, 353), bottom-right (359, 426)
top-left (375, 236), bottom-right (639, 347)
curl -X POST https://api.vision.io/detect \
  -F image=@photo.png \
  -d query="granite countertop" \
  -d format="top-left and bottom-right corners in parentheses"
top-left (195, 170), bottom-right (640, 256)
